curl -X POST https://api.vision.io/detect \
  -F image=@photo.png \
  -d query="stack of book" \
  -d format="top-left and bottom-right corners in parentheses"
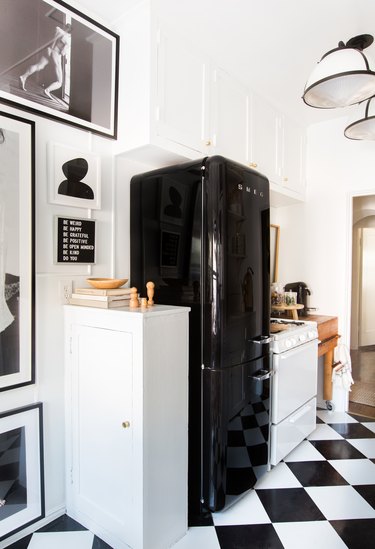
top-left (69, 287), bottom-right (132, 308)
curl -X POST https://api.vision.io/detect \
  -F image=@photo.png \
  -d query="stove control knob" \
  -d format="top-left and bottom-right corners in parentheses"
top-left (285, 339), bottom-right (292, 348)
top-left (290, 338), bottom-right (296, 346)
top-left (299, 334), bottom-right (306, 342)
top-left (308, 330), bottom-right (315, 339)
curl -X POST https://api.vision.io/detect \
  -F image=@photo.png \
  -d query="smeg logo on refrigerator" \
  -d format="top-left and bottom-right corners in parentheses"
top-left (237, 183), bottom-right (264, 197)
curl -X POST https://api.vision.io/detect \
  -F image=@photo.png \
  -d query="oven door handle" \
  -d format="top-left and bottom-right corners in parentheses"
top-left (250, 335), bottom-right (273, 345)
top-left (249, 369), bottom-right (275, 381)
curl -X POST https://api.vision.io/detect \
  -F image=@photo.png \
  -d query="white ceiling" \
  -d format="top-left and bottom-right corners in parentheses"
top-left (74, 0), bottom-right (375, 129)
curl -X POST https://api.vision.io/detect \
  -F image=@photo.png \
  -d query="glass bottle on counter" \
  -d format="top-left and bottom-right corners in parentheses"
top-left (271, 283), bottom-right (284, 306)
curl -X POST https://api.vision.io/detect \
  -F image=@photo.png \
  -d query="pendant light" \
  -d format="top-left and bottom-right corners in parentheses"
top-left (344, 96), bottom-right (375, 139)
top-left (303, 34), bottom-right (375, 109)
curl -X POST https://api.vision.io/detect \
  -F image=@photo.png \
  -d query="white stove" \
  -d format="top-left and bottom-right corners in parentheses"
top-left (270, 318), bottom-right (318, 354)
top-left (269, 317), bottom-right (319, 466)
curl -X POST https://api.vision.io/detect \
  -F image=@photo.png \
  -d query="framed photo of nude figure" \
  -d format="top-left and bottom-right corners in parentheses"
top-left (0, 403), bottom-right (45, 542)
top-left (0, 0), bottom-right (119, 139)
top-left (0, 111), bottom-right (35, 392)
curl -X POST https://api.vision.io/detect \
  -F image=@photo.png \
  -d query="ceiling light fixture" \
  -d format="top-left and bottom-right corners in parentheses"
top-left (303, 34), bottom-right (375, 109)
top-left (344, 95), bottom-right (375, 139)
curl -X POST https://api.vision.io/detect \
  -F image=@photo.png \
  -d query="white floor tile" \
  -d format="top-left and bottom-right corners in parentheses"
top-left (283, 440), bottom-right (325, 462)
top-left (254, 462), bottom-right (301, 489)
top-left (363, 422), bottom-right (375, 434)
top-left (212, 489), bottom-right (270, 526)
top-left (172, 527), bottom-right (220, 549)
top-left (274, 520), bottom-right (347, 549)
top-left (316, 410), bottom-right (358, 424)
top-left (28, 531), bottom-right (94, 549)
top-left (307, 424), bottom-right (343, 441)
top-left (305, 485), bottom-right (375, 520)
top-left (329, 458), bottom-right (375, 485)
top-left (347, 438), bottom-right (375, 458)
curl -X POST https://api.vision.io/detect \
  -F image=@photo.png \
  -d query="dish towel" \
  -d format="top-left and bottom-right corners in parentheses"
top-left (332, 343), bottom-right (354, 392)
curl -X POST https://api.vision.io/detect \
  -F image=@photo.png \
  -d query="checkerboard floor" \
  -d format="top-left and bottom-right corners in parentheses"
top-left (6, 411), bottom-right (375, 549)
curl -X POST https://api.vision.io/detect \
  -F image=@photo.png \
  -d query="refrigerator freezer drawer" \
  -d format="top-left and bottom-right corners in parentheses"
top-left (270, 397), bottom-right (316, 466)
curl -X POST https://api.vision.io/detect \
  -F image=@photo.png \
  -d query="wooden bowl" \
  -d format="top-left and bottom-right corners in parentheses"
top-left (86, 278), bottom-right (128, 289)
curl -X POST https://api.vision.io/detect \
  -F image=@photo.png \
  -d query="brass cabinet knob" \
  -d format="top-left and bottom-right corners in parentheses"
top-left (205, 139), bottom-right (211, 146)
top-left (122, 421), bottom-right (131, 429)
top-left (249, 162), bottom-right (258, 168)
top-left (283, 176), bottom-right (288, 182)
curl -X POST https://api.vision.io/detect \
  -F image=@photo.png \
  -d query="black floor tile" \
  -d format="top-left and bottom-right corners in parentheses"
top-left (329, 422), bottom-right (375, 439)
top-left (310, 439), bottom-right (366, 460)
top-left (37, 514), bottom-right (87, 532)
top-left (215, 524), bottom-right (283, 549)
top-left (353, 485), bottom-right (375, 509)
top-left (256, 488), bottom-right (325, 522)
top-left (286, 461), bottom-right (348, 487)
top-left (316, 416), bottom-right (325, 424)
top-left (330, 518), bottom-right (375, 549)
top-left (93, 535), bottom-right (114, 548)
top-left (189, 510), bottom-right (214, 527)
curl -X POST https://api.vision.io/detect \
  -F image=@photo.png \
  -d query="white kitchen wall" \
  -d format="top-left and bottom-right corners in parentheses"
top-left (274, 114), bottom-right (375, 410)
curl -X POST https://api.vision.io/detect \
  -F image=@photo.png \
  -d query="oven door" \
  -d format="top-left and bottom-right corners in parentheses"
top-left (271, 339), bottom-right (318, 425)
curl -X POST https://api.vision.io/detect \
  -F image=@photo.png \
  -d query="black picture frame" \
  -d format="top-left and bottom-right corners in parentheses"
top-left (0, 0), bottom-right (119, 139)
top-left (0, 403), bottom-right (45, 542)
top-left (0, 111), bottom-right (35, 392)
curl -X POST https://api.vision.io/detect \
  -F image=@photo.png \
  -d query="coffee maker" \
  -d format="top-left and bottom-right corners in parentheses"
top-left (284, 282), bottom-right (311, 317)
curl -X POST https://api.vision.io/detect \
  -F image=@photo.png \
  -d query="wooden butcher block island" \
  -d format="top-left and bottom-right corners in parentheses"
top-left (306, 314), bottom-right (339, 407)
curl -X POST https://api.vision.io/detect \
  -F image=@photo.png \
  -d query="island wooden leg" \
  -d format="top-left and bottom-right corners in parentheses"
top-left (323, 349), bottom-right (334, 401)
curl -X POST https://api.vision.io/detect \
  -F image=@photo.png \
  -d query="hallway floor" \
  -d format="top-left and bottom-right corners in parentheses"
top-left (6, 411), bottom-right (375, 549)
top-left (349, 346), bottom-right (375, 416)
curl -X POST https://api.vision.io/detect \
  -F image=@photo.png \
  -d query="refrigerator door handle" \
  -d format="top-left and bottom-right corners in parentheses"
top-left (250, 335), bottom-right (273, 345)
top-left (249, 369), bottom-right (275, 381)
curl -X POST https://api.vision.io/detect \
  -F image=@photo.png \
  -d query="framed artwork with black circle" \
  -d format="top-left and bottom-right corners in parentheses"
top-left (47, 142), bottom-right (101, 209)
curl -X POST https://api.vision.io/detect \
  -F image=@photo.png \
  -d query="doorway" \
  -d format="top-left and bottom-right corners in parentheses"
top-left (349, 195), bottom-right (375, 418)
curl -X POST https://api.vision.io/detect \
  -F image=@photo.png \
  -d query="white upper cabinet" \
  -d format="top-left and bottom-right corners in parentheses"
top-left (249, 91), bottom-right (282, 184)
top-left (155, 27), bottom-right (211, 154)
top-left (116, 3), bottom-right (306, 204)
top-left (210, 68), bottom-right (250, 163)
top-left (280, 115), bottom-right (306, 197)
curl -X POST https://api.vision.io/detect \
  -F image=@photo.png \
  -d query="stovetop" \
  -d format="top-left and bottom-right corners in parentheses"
top-left (270, 318), bottom-right (318, 353)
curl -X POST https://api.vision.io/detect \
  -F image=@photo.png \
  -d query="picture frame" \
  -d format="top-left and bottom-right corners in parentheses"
top-left (48, 142), bottom-right (101, 209)
top-left (270, 224), bottom-right (280, 283)
top-left (54, 215), bottom-right (96, 264)
top-left (0, 403), bottom-right (45, 542)
top-left (0, 111), bottom-right (35, 392)
top-left (0, 0), bottom-right (119, 139)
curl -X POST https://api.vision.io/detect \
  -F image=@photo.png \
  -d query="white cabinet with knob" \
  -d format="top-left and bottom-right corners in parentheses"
top-left (210, 67), bottom-right (250, 163)
top-left (64, 304), bottom-right (189, 549)
top-left (249, 91), bottom-right (282, 184)
top-left (280, 115), bottom-right (306, 197)
top-left (155, 26), bottom-right (211, 155)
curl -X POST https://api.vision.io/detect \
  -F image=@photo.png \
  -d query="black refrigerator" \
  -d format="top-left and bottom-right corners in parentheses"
top-left (130, 155), bottom-right (272, 519)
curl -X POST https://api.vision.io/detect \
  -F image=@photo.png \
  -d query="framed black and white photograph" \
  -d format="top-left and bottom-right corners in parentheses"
top-left (0, 111), bottom-right (35, 392)
top-left (48, 142), bottom-right (101, 209)
top-left (0, 0), bottom-right (119, 139)
top-left (0, 403), bottom-right (45, 542)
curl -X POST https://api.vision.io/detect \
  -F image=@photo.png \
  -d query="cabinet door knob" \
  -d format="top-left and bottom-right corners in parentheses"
top-left (283, 176), bottom-right (288, 182)
top-left (205, 139), bottom-right (211, 146)
top-left (249, 162), bottom-right (258, 168)
top-left (122, 421), bottom-right (131, 429)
